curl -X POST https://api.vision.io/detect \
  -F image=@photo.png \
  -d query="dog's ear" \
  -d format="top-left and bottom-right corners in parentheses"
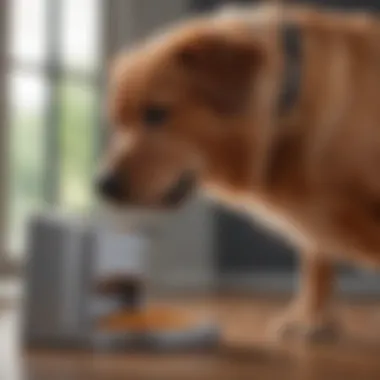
top-left (177, 32), bottom-right (264, 114)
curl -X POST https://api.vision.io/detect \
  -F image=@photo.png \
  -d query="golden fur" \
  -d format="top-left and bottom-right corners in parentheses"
top-left (101, 5), bottom-right (380, 339)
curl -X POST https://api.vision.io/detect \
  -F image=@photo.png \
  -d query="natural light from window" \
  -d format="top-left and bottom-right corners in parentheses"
top-left (8, 0), bottom-right (101, 257)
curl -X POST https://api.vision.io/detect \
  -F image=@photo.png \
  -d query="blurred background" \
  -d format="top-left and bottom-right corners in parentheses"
top-left (2, 0), bottom-right (380, 379)
top-left (2, 0), bottom-right (380, 300)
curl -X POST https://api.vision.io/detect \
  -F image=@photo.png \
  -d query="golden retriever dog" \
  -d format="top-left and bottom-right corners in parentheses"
top-left (96, 4), bottom-right (380, 340)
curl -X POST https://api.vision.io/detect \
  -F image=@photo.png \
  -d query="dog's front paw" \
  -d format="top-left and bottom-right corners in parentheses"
top-left (269, 305), bottom-right (340, 343)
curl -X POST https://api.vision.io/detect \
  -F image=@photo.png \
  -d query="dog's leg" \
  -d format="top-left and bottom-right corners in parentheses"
top-left (270, 253), bottom-right (339, 341)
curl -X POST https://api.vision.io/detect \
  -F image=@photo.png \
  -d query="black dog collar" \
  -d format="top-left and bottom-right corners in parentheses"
top-left (278, 22), bottom-right (303, 114)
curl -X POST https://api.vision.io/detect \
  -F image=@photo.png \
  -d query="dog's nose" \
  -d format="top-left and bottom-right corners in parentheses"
top-left (95, 172), bottom-right (124, 201)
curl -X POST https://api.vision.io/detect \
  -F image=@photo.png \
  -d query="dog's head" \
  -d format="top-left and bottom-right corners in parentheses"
top-left (97, 21), bottom-right (266, 208)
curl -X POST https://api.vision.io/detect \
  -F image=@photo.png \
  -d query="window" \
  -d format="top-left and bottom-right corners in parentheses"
top-left (7, 0), bottom-right (104, 256)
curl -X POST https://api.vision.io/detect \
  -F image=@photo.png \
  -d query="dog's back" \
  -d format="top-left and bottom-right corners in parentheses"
top-left (206, 5), bottom-right (380, 264)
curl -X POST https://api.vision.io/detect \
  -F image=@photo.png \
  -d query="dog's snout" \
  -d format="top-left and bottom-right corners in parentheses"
top-left (95, 172), bottom-right (124, 201)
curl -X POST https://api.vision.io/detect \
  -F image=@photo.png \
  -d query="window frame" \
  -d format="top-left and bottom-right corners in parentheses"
top-left (0, 0), bottom-right (117, 271)
top-left (0, 0), bottom-right (9, 272)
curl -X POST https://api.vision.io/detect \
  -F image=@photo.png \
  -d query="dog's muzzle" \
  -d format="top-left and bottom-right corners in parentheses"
top-left (95, 170), bottom-right (196, 207)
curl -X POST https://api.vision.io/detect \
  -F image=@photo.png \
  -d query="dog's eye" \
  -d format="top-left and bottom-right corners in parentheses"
top-left (143, 106), bottom-right (169, 128)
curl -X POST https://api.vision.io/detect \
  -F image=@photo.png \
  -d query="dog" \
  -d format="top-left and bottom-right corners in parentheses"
top-left (96, 4), bottom-right (380, 340)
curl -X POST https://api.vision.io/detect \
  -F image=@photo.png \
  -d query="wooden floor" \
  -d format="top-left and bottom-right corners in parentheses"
top-left (3, 296), bottom-right (380, 380)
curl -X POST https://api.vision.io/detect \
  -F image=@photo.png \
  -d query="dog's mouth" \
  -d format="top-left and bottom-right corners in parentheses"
top-left (96, 170), bottom-right (197, 209)
top-left (162, 171), bottom-right (197, 207)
